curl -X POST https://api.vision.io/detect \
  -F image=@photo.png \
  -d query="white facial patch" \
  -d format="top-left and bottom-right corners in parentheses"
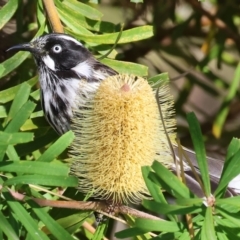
top-left (58, 35), bottom-right (83, 46)
top-left (42, 55), bottom-right (56, 71)
top-left (71, 61), bottom-right (92, 78)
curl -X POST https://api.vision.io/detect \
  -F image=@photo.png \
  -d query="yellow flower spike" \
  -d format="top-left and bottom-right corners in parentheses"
top-left (70, 74), bottom-right (176, 204)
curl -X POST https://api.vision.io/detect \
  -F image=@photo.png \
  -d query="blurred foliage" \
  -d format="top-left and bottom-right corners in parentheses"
top-left (0, 0), bottom-right (240, 239)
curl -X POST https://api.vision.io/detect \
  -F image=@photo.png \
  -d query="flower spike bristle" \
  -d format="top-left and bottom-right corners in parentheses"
top-left (70, 74), bottom-right (176, 204)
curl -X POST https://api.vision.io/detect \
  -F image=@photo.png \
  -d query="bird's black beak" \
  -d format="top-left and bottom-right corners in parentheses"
top-left (6, 43), bottom-right (39, 54)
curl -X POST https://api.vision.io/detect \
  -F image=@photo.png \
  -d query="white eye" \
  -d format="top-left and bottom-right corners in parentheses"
top-left (52, 44), bottom-right (62, 53)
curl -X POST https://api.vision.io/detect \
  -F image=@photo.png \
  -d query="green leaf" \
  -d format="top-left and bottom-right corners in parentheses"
top-left (151, 161), bottom-right (193, 198)
top-left (0, 161), bottom-right (69, 176)
top-left (142, 166), bottom-right (167, 203)
top-left (135, 218), bottom-right (182, 233)
top-left (201, 207), bottom-right (217, 240)
top-left (0, 211), bottom-right (19, 240)
top-left (57, 5), bottom-right (116, 33)
top-left (5, 82), bottom-right (31, 124)
top-left (214, 139), bottom-right (240, 197)
top-left (0, 106), bottom-right (7, 118)
top-left (115, 228), bottom-right (147, 239)
top-left (4, 192), bottom-right (49, 240)
top-left (5, 101), bottom-right (36, 133)
top-left (0, 132), bottom-right (33, 145)
top-left (0, 52), bottom-right (30, 79)
top-left (142, 166), bottom-right (177, 222)
top-left (65, 25), bottom-right (153, 44)
top-left (213, 62), bottom-right (240, 138)
top-left (92, 220), bottom-right (108, 240)
top-left (57, 7), bottom-right (94, 35)
top-left (216, 196), bottom-right (240, 208)
top-left (27, 200), bottom-right (75, 240)
top-left (0, 77), bottom-right (37, 104)
top-left (62, 0), bottom-right (103, 20)
top-left (37, 131), bottom-right (75, 162)
top-left (15, 130), bottom-right (58, 157)
top-left (0, 0), bottom-right (19, 30)
top-left (216, 206), bottom-right (240, 228)
top-left (186, 112), bottom-right (211, 196)
top-left (142, 200), bottom-right (202, 215)
top-left (4, 175), bottom-right (78, 187)
top-left (101, 58), bottom-right (148, 76)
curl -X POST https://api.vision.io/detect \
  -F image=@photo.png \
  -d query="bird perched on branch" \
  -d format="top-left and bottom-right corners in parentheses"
top-left (7, 33), bottom-right (117, 135)
top-left (7, 33), bottom-right (240, 200)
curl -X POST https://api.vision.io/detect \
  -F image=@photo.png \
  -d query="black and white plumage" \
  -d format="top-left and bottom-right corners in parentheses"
top-left (7, 33), bottom-right (117, 134)
top-left (7, 34), bottom-right (240, 196)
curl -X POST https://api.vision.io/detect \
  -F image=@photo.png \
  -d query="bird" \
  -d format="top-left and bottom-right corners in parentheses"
top-left (7, 33), bottom-right (117, 135)
top-left (7, 33), bottom-right (240, 198)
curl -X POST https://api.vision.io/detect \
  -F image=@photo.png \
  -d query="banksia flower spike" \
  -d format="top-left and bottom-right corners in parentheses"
top-left (70, 74), bottom-right (176, 204)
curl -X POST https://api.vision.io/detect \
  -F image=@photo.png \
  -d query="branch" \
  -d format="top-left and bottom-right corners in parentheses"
top-left (5, 186), bottom-right (163, 221)
top-left (42, 0), bottom-right (64, 33)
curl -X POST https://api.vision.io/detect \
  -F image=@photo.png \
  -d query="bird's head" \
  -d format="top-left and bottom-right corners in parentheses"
top-left (7, 33), bottom-right (91, 71)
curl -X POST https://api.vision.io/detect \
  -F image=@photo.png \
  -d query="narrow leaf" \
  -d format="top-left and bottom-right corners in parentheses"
top-left (65, 25), bottom-right (153, 44)
top-left (101, 58), bottom-right (148, 76)
top-left (0, 211), bottom-right (19, 240)
top-left (0, 161), bottom-right (69, 176)
top-left (4, 192), bottom-right (49, 240)
top-left (151, 161), bottom-right (193, 198)
top-left (0, 77), bottom-right (37, 104)
top-left (187, 112), bottom-right (211, 196)
top-left (0, 132), bottom-right (33, 145)
top-left (4, 175), bottom-right (78, 187)
top-left (5, 101), bottom-right (36, 133)
top-left (0, 0), bottom-right (19, 30)
top-left (62, 0), bottom-right (103, 20)
top-left (27, 200), bottom-right (75, 240)
top-left (135, 218), bottom-right (182, 232)
top-left (201, 207), bottom-right (217, 240)
top-left (37, 131), bottom-right (75, 162)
